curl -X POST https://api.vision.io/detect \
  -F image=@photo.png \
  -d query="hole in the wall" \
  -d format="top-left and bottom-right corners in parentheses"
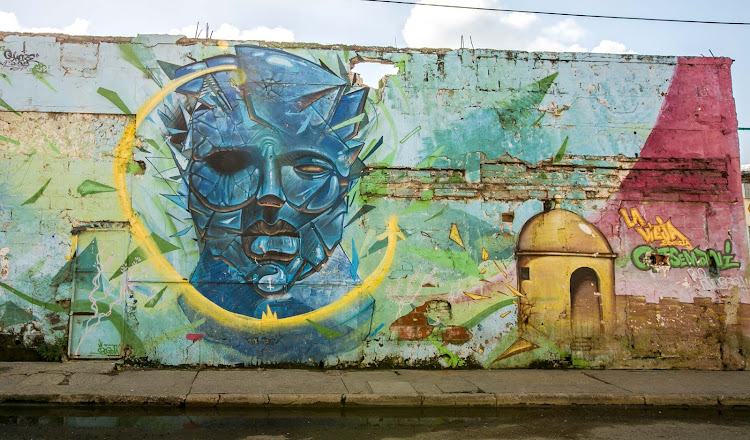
top-left (351, 61), bottom-right (398, 89)
top-left (501, 212), bottom-right (514, 223)
top-left (644, 251), bottom-right (671, 274)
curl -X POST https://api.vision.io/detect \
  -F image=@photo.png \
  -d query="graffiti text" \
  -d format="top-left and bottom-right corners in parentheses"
top-left (631, 239), bottom-right (740, 272)
top-left (687, 268), bottom-right (750, 291)
top-left (2, 49), bottom-right (39, 70)
top-left (620, 207), bottom-right (692, 248)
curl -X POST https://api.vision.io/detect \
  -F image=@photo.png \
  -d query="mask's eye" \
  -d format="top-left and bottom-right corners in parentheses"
top-left (294, 164), bottom-right (328, 174)
top-left (293, 158), bottom-right (332, 177)
top-left (205, 150), bottom-right (252, 174)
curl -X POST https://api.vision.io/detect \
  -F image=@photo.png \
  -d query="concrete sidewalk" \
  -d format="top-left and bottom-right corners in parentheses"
top-left (1, 361), bottom-right (750, 408)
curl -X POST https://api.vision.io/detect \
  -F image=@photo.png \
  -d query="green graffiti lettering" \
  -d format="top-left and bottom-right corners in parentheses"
top-left (668, 247), bottom-right (681, 267)
top-left (720, 239), bottom-right (740, 270)
top-left (675, 249), bottom-right (690, 266)
top-left (631, 245), bottom-right (654, 270)
top-left (694, 248), bottom-right (708, 266)
top-left (630, 239), bottom-right (741, 272)
top-left (681, 249), bottom-right (697, 266)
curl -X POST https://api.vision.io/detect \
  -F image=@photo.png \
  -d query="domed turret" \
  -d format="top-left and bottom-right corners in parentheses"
top-left (514, 195), bottom-right (616, 357)
top-left (517, 195), bottom-right (614, 257)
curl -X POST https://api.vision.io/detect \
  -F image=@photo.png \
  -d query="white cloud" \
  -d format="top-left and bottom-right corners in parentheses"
top-left (499, 12), bottom-right (537, 29)
top-left (403, 0), bottom-right (533, 49)
top-left (0, 11), bottom-right (19, 31)
top-left (526, 37), bottom-right (587, 53)
top-left (168, 23), bottom-right (294, 42)
top-left (401, 1), bottom-right (634, 55)
top-left (541, 19), bottom-right (586, 43)
top-left (0, 10), bottom-right (90, 35)
top-left (592, 39), bottom-right (637, 54)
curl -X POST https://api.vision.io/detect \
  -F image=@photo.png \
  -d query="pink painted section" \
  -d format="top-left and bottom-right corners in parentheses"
top-left (185, 333), bottom-right (205, 342)
top-left (588, 57), bottom-right (748, 303)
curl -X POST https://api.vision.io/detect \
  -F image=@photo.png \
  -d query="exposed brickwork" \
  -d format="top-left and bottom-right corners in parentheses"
top-left (360, 155), bottom-right (733, 203)
top-left (618, 296), bottom-right (727, 367)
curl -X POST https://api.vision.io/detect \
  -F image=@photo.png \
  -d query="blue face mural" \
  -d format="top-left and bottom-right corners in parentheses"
top-left (161, 46), bottom-right (369, 319)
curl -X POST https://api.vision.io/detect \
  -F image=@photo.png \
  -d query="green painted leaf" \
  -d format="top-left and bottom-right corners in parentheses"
top-left (38, 130), bottom-right (60, 154)
top-left (0, 72), bottom-right (11, 85)
top-left (152, 232), bottom-right (181, 253)
top-left (495, 72), bottom-right (558, 133)
top-left (360, 137), bottom-right (383, 162)
top-left (390, 75), bottom-right (410, 113)
top-left (0, 301), bottom-right (36, 327)
top-left (109, 246), bottom-right (148, 280)
top-left (376, 99), bottom-right (399, 162)
top-left (327, 113), bottom-right (365, 132)
top-left (145, 286), bottom-right (167, 308)
top-left (416, 146), bottom-right (446, 170)
top-left (144, 138), bottom-right (166, 154)
top-left (77, 179), bottom-right (116, 196)
top-left (399, 125), bottom-right (421, 144)
top-left (531, 112), bottom-right (545, 126)
top-left (49, 259), bottom-right (75, 287)
top-left (0, 135), bottom-right (20, 145)
top-left (553, 136), bottom-right (569, 163)
top-left (459, 298), bottom-right (516, 329)
top-left (118, 44), bottom-right (161, 87)
top-left (306, 319), bottom-right (344, 339)
top-left (109, 233), bottom-right (181, 280)
top-left (22, 178), bottom-right (51, 205)
top-left (424, 209), bottom-right (445, 222)
top-left (118, 44), bottom-right (150, 76)
top-left (97, 87), bottom-right (132, 114)
top-left (0, 96), bottom-right (21, 117)
top-left (0, 281), bottom-right (66, 313)
top-left (127, 161), bottom-right (145, 174)
top-left (33, 74), bottom-right (56, 92)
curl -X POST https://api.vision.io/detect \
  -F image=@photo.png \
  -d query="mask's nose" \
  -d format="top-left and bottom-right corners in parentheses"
top-left (257, 142), bottom-right (286, 210)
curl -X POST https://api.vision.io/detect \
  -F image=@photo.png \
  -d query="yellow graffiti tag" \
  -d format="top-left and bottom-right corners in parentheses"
top-left (112, 65), bottom-right (401, 332)
top-left (619, 207), bottom-right (692, 249)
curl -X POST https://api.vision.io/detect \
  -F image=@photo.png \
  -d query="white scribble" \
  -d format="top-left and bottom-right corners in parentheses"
top-left (74, 250), bottom-right (125, 356)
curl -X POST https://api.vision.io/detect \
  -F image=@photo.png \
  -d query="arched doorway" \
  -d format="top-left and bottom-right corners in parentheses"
top-left (570, 267), bottom-right (603, 344)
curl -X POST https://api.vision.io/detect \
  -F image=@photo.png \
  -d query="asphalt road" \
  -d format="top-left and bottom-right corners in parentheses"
top-left (1, 406), bottom-right (749, 439)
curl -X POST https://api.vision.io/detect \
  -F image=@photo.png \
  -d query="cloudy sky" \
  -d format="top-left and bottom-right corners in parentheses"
top-left (2, 0), bottom-right (749, 161)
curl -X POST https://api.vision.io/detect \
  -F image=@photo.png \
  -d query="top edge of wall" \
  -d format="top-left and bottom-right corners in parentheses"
top-left (0, 32), bottom-right (731, 65)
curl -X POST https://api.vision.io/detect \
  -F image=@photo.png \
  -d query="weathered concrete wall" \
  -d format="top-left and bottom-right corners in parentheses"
top-left (0, 33), bottom-right (747, 368)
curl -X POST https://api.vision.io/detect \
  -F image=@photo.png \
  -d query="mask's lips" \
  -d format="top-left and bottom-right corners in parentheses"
top-left (242, 220), bottom-right (300, 262)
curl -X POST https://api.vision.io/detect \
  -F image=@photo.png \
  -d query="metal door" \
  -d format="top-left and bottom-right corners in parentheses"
top-left (67, 229), bottom-right (130, 359)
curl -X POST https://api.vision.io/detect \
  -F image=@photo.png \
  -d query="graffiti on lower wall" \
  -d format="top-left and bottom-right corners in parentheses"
top-left (0, 35), bottom-right (748, 368)
top-left (619, 206), bottom-right (741, 273)
top-left (631, 240), bottom-right (741, 272)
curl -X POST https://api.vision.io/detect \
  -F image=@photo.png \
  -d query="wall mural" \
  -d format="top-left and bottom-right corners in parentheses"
top-left (0, 36), bottom-right (748, 368)
top-left (162, 47), bottom-right (369, 318)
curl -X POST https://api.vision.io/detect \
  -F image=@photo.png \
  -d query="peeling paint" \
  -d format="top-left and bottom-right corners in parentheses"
top-left (0, 35), bottom-right (746, 369)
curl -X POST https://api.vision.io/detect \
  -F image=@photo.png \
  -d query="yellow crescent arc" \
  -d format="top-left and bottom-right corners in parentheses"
top-left (112, 65), bottom-right (399, 332)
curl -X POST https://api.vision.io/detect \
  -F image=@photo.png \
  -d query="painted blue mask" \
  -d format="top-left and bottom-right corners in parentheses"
top-left (160, 46), bottom-right (368, 317)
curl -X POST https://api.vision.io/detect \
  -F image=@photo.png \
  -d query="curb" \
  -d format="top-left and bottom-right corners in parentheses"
top-left (3, 392), bottom-right (750, 408)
